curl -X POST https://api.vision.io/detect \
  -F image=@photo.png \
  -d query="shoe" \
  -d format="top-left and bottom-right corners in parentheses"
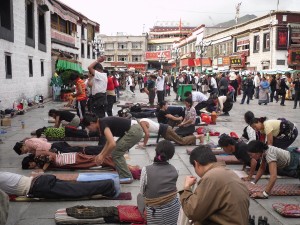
top-left (264, 103), bottom-right (267, 105)
top-left (294, 107), bottom-right (296, 109)
top-left (258, 103), bottom-right (261, 105)
top-left (240, 102), bottom-right (244, 104)
top-left (280, 104), bottom-right (286, 106)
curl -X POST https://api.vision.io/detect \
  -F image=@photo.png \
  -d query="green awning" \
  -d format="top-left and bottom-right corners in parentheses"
top-left (56, 60), bottom-right (83, 73)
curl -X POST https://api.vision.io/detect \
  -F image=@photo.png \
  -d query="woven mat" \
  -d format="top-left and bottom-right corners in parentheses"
top-left (215, 155), bottom-right (241, 164)
top-left (46, 137), bottom-right (100, 141)
top-left (9, 192), bottom-right (132, 202)
top-left (246, 182), bottom-right (300, 196)
top-left (55, 208), bottom-right (105, 225)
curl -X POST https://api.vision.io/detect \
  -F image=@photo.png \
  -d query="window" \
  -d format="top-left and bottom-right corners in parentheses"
top-left (81, 43), bottom-right (85, 58)
top-left (41, 60), bottom-right (44, 76)
top-left (29, 57), bottom-right (33, 77)
top-left (81, 25), bottom-right (85, 39)
top-left (92, 51), bottom-right (95, 59)
top-left (132, 42), bottom-right (141, 49)
top-left (253, 35), bottom-right (260, 52)
top-left (0, 0), bottom-right (14, 42)
top-left (38, 10), bottom-right (46, 52)
top-left (106, 56), bottom-right (114, 61)
top-left (263, 33), bottom-right (270, 51)
top-left (5, 53), bottom-right (12, 79)
top-left (118, 43), bottom-right (127, 49)
top-left (132, 55), bottom-right (141, 62)
top-left (26, 0), bottom-right (35, 47)
top-left (105, 43), bottom-right (114, 50)
top-left (87, 44), bottom-right (91, 59)
top-left (118, 55), bottom-right (127, 61)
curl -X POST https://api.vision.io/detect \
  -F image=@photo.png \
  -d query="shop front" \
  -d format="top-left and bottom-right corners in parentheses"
top-left (230, 54), bottom-right (246, 70)
top-left (288, 49), bottom-right (300, 70)
top-left (194, 58), bottom-right (212, 72)
top-left (127, 64), bottom-right (147, 72)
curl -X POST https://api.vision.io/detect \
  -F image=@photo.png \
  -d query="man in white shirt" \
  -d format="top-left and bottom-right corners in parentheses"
top-left (156, 70), bottom-right (165, 103)
top-left (254, 73), bottom-right (261, 99)
top-left (88, 56), bottom-right (107, 118)
top-left (184, 91), bottom-right (208, 115)
top-left (208, 74), bottom-right (218, 95)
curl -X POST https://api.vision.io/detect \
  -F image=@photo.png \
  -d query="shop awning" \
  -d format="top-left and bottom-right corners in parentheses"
top-left (56, 60), bottom-right (83, 73)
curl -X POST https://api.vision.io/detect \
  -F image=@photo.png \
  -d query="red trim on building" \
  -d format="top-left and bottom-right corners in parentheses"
top-left (194, 58), bottom-right (212, 67)
top-left (145, 50), bottom-right (171, 61)
top-left (180, 58), bottom-right (195, 67)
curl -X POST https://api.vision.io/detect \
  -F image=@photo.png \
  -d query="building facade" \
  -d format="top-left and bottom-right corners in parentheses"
top-left (202, 11), bottom-right (300, 72)
top-left (99, 33), bottom-right (148, 72)
top-left (0, 0), bottom-right (52, 109)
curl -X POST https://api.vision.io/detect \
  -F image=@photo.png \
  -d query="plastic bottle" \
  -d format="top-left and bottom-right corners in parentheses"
top-left (21, 121), bottom-right (25, 129)
top-left (211, 111), bottom-right (217, 124)
top-left (206, 132), bottom-right (210, 143)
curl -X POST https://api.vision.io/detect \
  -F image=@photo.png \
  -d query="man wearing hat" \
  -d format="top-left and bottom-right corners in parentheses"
top-left (229, 72), bottom-right (238, 102)
top-left (279, 74), bottom-right (289, 106)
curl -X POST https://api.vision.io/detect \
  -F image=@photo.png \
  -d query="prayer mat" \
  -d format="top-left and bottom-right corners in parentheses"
top-left (216, 155), bottom-right (241, 164)
top-left (233, 170), bottom-right (288, 179)
top-left (46, 137), bottom-right (100, 141)
top-left (186, 147), bottom-right (224, 155)
top-left (55, 208), bottom-right (106, 224)
top-left (9, 192), bottom-right (132, 202)
top-left (117, 205), bottom-right (145, 224)
top-left (272, 203), bottom-right (300, 217)
top-left (246, 182), bottom-right (300, 196)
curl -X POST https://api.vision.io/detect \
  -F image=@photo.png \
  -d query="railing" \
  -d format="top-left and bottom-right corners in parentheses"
top-left (51, 28), bottom-right (75, 46)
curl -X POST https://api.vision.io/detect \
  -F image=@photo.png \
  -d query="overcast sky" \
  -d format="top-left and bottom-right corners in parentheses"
top-left (59, 0), bottom-right (300, 35)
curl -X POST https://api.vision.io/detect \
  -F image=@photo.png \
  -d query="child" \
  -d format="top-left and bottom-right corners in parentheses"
top-left (139, 140), bottom-right (180, 224)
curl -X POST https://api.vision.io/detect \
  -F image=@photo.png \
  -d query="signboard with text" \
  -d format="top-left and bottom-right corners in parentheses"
top-left (127, 64), bottom-right (146, 70)
top-left (145, 50), bottom-right (171, 61)
top-left (230, 56), bottom-right (244, 67)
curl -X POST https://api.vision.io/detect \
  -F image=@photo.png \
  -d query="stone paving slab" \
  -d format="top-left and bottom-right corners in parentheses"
top-left (1, 90), bottom-right (300, 225)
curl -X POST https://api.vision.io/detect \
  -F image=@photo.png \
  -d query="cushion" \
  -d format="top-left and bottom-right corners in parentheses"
top-left (273, 203), bottom-right (300, 217)
top-left (117, 205), bottom-right (145, 223)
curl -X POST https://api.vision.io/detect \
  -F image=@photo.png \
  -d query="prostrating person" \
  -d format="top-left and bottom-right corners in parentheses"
top-left (48, 109), bottom-right (80, 128)
top-left (138, 118), bottom-right (203, 148)
top-left (0, 172), bottom-right (115, 199)
top-left (83, 115), bottom-right (143, 181)
top-left (250, 117), bottom-right (298, 149)
top-left (179, 145), bottom-right (249, 225)
top-left (247, 140), bottom-right (300, 199)
top-left (139, 140), bottom-right (180, 224)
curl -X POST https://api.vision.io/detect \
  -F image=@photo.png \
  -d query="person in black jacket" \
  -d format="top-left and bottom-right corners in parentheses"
top-left (293, 73), bottom-right (300, 109)
top-left (269, 75), bottom-right (278, 102)
top-left (279, 75), bottom-right (289, 106)
top-left (240, 75), bottom-right (254, 104)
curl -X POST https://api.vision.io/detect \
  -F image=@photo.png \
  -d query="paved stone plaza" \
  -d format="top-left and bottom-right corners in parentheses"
top-left (1, 90), bottom-right (300, 225)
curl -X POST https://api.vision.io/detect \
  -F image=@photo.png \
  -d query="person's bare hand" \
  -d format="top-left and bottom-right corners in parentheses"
top-left (178, 117), bottom-right (183, 121)
top-left (250, 191), bottom-right (267, 199)
top-left (95, 154), bottom-right (105, 165)
top-left (241, 176), bottom-right (252, 181)
top-left (184, 176), bottom-right (197, 189)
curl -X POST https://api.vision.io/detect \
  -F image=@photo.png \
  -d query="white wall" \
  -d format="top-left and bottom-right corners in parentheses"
top-left (0, 0), bottom-right (51, 109)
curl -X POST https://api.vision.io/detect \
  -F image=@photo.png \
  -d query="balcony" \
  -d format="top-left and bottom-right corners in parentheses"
top-left (51, 28), bottom-right (76, 47)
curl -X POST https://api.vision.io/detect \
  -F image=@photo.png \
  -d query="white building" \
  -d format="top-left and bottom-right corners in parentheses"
top-left (0, 0), bottom-right (52, 109)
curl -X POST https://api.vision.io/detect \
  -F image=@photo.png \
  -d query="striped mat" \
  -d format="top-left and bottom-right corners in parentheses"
top-left (246, 183), bottom-right (300, 196)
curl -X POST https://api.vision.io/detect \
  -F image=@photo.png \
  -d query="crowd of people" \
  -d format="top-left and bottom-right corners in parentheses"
top-left (1, 56), bottom-right (300, 225)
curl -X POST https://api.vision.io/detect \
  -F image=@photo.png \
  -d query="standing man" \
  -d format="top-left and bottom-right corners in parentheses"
top-left (208, 74), bottom-right (218, 95)
top-left (179, 145), bottom-right (249, 225)
top-left (279, 75), bottom-right (289, 106)
top-left (88, 56), bottom-right (107, 118)
top-left (82, 115), bottom-right (143, 181)
top-left (144, 74), bottom-right (157, 106)
top-left (69, 73), bottom-right (87, 119)
top-left (240, 75), bottom-right (254, 105)
top-left (293, 73), bottom-right (300, 109)
top-left (254, 72), bottom-right (260, 99)
top-left (156, 70), bottom-right (165, 103)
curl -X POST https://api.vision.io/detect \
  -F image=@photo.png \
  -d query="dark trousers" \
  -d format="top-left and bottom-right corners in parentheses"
top-left (219, 88), bottom-right (227, 96)
top-left (28, 175), bottom-right (115, 199)
top-left (64, 127), bottom-right (99, 138)
top-left (130, 86), bottom-right (135, 93)
top-left (270, 89), bottom-right (277, 102)
top-left (91, 93), bottom-right (107, 118)
top-left (175, 125), bottom-right (195, 137)
top-left (294, 91), bottom-right (300, 108)
top-left (280, 91), bottom-right (286, 105)
top-left (76, 100), bottom-right (86, 119)
top-left (51, 142), bottom-right (71, 152)
top-left (54, 145), bottom-right (103, 155)
top-left (241, 90), bottom-right (251, 104)
top-left (148, 89), bottom-right (155, 105)
top-left (255, 87), bottom-right (259, 99)
top-left (273, 127), bottom-right (298, 149)
top-left (157, 90), bottom-right (164, 103)
top-left (195, 101), bottom-right (208, 115)
top-left (106, 95), bottom-right (116, 116)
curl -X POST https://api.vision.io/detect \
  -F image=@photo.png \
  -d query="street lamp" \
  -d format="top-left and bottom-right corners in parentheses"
top-left (195, 40), bottom-right (212, 73)
top-left (171, 45), bottom-right (181, 73)
top-left (91, 37), bottom-right (105, 57)
top-left (157, 46), bottom-right (166, 70)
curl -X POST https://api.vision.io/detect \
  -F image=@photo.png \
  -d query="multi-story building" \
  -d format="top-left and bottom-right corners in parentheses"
top-left (50, 0), bottom-right (100, 72)
top-left (99, 33), bottom-right (148, 72)
top-left (0, 0), bottom-right (52, 109)
top-left (202, 11), bottom-right (300, 71)
top-left (146, 21), bottom-right (196, 71)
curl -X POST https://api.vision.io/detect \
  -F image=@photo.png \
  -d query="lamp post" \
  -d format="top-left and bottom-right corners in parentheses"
top-left (195, 40), bottom-right (211, 73)
top-left (91, 37), bottom-right (105, 57)
top-left (171, 45), bottom-right (181, 73)
top-left (157, 46), bottom-right (166, 70)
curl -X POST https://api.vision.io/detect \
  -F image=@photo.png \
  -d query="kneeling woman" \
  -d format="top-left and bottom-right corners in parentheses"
top-left (250, 117), bottom-right (298, 149)
top-left (247, 140), bottom-right (300, 199)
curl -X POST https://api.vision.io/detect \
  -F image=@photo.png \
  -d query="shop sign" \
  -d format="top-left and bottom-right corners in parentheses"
top-left (111, 62), bottom-right (125, 66)
top-left (277, 27), bottom-right (288, 50)
top-left (288, 49), bottom-right (300, 65)
top-left (290, 26), bottom-right (300, 45)
top-left (145, 50), bottom-right (171, 61)
top-left (230, 56), bottom-right (244, 67)
top-left (127, 64), bottom-right (146, 70)
top-left (222, 57), bottom-right (230, 66)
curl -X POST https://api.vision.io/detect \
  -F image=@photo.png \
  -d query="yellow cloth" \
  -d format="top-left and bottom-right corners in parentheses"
top-left (263, 120), bottom-right (281, 137)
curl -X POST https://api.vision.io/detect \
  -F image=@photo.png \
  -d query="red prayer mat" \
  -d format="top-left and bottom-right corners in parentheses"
top-left (273, 203), bottom-right (300, 217)
top-left (246, 182), bottom-right (300, 196)
top-left (117, 205), bottom-right (145, 224)
top-left (215, 155), bottom-right (241, 164)
top-left (186, 148), bottom-right (225, 155)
